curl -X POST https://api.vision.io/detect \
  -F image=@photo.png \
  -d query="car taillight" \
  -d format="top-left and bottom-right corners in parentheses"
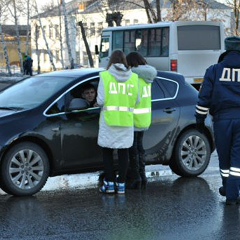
top-left (171, 60), bottom-right (177, 72)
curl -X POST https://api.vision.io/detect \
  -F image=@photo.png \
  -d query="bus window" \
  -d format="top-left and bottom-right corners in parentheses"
top-left (124, 30), bottom-right (135, 55)
top-left (135, 30), bottom-right (142, 51)
top-left (149, 29), bottom-right (161, 57)
top-left (100, 37), bottom-right (110, 58)
top-left (149, 28), bottom-right (169, 57)
top-left (178, 25), bottom-right (221, 50)
top-left (113, 31), bottom-right (123, 50)
top-left (161, 28), bottom-right (169, 57)
top-left (136, 29), bottom-right (148, 56)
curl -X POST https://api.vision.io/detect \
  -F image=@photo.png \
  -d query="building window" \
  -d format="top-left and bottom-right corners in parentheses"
top-left (90, 22), bottom-right (95, 36)
top-left (42, 50), bottom-right (48, 62)
top-left (97, 22), bottom-right (103, 35)
top-left (125, 19), bottom-right (130, 26)
top-left (35, 25), bottom-right (40, 39)
top-left (49, 26), bottom-right (53, 38)
top-left (54, 25), bottom-right (59, 38)
top-left (133, 19), bottom-right (138, 24)
top-left (56, 50), bottom-right (60, 62)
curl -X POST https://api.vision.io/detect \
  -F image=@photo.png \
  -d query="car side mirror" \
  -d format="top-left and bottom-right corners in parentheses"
top-left (67, 98), bottom-right (89, 111)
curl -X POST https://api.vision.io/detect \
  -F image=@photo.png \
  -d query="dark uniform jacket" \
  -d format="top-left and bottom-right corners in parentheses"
top-left (196, 51), bottom-right (240, 122)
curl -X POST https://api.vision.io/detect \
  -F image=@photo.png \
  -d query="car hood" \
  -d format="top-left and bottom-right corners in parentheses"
top-left (0, 109), bottom-right (23, 117)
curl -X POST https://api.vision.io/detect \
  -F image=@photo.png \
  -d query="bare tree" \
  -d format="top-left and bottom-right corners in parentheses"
top-left (57, 0), bottom-right (65, 69)
top-left (34, 0), bottom-right (56, 71)
top-left (25, 0), bottom-right (31, 55)
top-left (0, 1), bottom-right (12, 75)
top-left (7, 0), bottom-right (24, 73)
top-left (0, 24), bottom-right (12, 75)
top-left (34, 24), bottom-right (41, 74)
top-left (61, 0), bottom-right (74, 69)
top-left (78, 21), bottom-right (94, 67)
top-left (225, 0), bottom-right (240, 36)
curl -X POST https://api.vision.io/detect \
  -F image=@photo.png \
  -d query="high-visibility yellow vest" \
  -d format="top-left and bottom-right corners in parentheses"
top-left (100, 71), bottom-right (138, 127)
top-left (134, 78), bottom-right (152, 128)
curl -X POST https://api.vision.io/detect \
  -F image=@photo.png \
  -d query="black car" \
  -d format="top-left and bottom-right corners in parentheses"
top-left (0, 68), bottom-right (215, 196)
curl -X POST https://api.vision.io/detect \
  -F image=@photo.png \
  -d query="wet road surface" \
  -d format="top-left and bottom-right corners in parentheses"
top-left (1, 171), bottom-right (240, 240)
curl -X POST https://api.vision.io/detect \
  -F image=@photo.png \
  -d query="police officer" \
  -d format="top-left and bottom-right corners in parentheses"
top-left (97, 50), bottom-right (139, 194)
top-left (195, 36), bottom-right (240, 205)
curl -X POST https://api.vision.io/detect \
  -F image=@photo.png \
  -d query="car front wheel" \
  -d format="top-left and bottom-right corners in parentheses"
top-left (169, 129), bottom-right (211, 177)
top-left (0, 142), bottom-right (50, 196)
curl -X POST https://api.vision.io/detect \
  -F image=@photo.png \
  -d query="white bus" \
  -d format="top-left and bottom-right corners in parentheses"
top-left (96, 21), bottom-right (225, 88)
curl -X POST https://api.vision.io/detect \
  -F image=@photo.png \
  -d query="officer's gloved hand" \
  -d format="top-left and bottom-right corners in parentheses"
top-left (196, 117), bottom-right (205, 133)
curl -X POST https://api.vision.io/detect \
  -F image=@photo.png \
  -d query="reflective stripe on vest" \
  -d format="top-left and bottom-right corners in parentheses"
top-left (103, 106), bottom-right (134, 112)
top-left (134, 108), bottom-right (151, 114)
top-left (100, 71), bottom-right (138, 127)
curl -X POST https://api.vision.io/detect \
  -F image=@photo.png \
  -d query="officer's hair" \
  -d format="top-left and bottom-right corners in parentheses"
top-left (107, 50), bottom-right (128, 69)
top-left (126, 51), bottom-right (147, 67)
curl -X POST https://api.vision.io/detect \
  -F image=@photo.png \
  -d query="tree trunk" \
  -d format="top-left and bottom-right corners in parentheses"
top-left (156, 0), bottom-right (162, 22)
top-left (61, 0), bottom-right (74, 69)
top-left (34, 0), bottom-right (56, 71)
top-left (25, 0), bottom-right (31, 55)
top-left (78, 21), bottom-right (94, 68)
top-left (35, 24), bottom-right (41, 74)
top-left (57, 0), bottom-right (65, 69)
top-left (12, 0), bottom-right (23, 73)
top-left (0, 23), bottom-right (12, 75)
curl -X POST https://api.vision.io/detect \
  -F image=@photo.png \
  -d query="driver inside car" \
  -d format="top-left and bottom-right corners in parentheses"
top-left (80, 83), bottom-right (98, 108)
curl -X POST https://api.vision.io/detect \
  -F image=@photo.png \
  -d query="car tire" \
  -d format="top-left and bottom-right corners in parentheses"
top-left (0, 142), bottom-right (50, 196)
top-left (169, 129), bottom-right (211, 177)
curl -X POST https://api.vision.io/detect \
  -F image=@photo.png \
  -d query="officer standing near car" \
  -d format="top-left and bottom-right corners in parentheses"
top-left (195, 36), bottom-right (240, 205)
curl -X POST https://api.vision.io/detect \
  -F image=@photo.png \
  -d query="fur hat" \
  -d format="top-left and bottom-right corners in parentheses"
top-left (225, 36), bottom-right (240, 51)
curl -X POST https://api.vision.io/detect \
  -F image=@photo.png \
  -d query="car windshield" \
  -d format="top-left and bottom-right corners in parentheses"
top-left (0, 76), bottom-right (75, 109)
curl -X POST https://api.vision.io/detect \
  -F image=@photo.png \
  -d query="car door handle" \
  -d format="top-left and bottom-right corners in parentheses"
top-left (52, 127), bottom-right (60, 132)
top-left (163, 108), bottom-right (176, 113)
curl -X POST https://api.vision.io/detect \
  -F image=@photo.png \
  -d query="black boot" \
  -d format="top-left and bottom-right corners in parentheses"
top-left (139, 154), bottom-right (147, 189)
top-left (127, 154), bottom-right (141, 190)
top-left (219, 176), bottom-right (227, 196)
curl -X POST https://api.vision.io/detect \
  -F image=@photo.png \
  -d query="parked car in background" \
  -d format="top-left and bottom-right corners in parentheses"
top-left (65, 63), bottom-right (84, 69)
top-left (0, 68), bottom-right (215, 196)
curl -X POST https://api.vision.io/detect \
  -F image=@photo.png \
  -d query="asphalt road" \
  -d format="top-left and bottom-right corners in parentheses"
top-left (1, 167), bottom-right (238, 240)
top-left (2, 150), bottom-right (236, 240)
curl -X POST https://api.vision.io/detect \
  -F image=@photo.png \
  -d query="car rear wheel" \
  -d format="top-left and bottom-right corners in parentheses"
top-left (0, 142), bottom-right (49, 196)
top-left (169, 129), bottom-right (211, 177)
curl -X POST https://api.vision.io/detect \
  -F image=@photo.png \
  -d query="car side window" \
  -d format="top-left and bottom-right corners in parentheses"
top-left (151, 78), bottom-right (166, 100)
top-left (46, 78), bottom-right (99, 116)
top-left (152, 77), bottom-right (178, 101)
top-left (160, 79), bottom-right (178, 98)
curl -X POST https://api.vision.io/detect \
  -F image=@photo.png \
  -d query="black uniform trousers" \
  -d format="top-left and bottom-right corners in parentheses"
top-left (214, 119), bottom-right (240, 200)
